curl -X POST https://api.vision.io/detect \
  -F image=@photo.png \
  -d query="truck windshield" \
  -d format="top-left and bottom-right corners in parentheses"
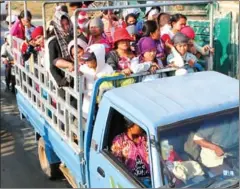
top-left (157, 109), bottom-right (239, 188)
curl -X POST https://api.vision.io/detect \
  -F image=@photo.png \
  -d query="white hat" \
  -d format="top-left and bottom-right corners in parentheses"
top-left (6, 15), bottom-right (17, 23)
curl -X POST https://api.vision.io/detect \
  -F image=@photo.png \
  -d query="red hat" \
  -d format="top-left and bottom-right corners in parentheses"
top-left (180, 26), bottom-right (195, 40)
top-left (31, 26), bottom-right (44, 40)
top-left (113, 28), bottom-right (133, 44)
top-left (161, 34), bottom-right (172, 44)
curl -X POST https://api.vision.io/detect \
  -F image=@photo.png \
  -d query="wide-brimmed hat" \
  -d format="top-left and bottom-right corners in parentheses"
top-left (113, 28), bottom-right (133, 44)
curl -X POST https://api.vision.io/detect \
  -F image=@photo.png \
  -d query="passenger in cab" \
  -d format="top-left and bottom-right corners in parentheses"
top-left (10, 10), bottom-right (35, 40)
top-left (193, 112), bottom-right (238, 170)
top-left (79, 44), bottom-right (113, 117)
top-left (111, 118), bottom-right (150, 186)
top-left (106, 28), bottom-right (135, 76)
top-left (88, 17), bottom-right (112, 53)
top-left (142, 20), bottom-right (166, 65)
top-left (166, 32), bottom-right (204, 75)
top-left (131, 37), bottom-right (161, 81)
top-left (47, 10), bottom-right (73, 86)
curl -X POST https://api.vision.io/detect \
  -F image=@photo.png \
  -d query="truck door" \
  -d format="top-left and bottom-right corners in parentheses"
top-left (88, 100), bottom-right (152, 188)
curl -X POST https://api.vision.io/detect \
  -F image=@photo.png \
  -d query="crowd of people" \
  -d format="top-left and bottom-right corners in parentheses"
top-left (1, 2), bottom-right (216, 185)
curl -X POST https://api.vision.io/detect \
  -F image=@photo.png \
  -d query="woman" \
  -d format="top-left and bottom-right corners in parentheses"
top-left (169, 13), bottom-right (187, 39)
top-left (111, 118), bottom-right (150, 179)
top-left (142, 20), bottom-right (166, 65)
top-left (131, 37), bottom-right (161, 81)
top-left (46, 10), bottom-right (73, 87)
top-left (10, 10), bottom-right (35, 40)
top-left (106, 28), bottom-right (135, 76)
top-left (125, 13), bottom-right (137, 26)
top-left (88, 17), bottom-right (112, 53)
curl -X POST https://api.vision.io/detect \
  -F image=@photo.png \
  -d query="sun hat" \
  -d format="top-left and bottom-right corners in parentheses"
top-left (113, 28), bottom-right (133, 44)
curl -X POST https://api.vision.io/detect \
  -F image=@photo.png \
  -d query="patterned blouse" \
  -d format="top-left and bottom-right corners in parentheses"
top-left (111, 133), bottom-right (150, 177)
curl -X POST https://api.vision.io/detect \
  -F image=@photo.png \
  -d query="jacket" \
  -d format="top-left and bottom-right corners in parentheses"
top-left (80, 44), bottom-right (113, 117)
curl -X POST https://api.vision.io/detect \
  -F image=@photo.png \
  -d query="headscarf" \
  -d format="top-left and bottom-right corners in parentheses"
top-left (52, 11), bottom-right (73, 59)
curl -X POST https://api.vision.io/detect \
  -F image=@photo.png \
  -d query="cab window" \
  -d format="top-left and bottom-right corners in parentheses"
top-left (102, 108), bottom-right (152, 188)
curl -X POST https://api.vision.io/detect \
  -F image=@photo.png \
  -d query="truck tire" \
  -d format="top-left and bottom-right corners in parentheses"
top-left (19, 111), bottom-right (25, 120)
top-left (38, 137), bottom-right (62, 180)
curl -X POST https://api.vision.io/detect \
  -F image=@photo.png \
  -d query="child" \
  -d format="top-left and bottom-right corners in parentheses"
top-left (79, 44), bottom-right (113, 117)
top-left (180, 26), bottom-right (214, 57)
top-left (131, 37), bottom-right (162, 82)
top-left (166, 32), bottom-right (204, 76)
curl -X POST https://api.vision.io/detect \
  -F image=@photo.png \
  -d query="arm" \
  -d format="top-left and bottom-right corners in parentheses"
top-left (54, 58), bottom-right (74, 72)
top-left (106, 51), bottom-right (118, 70)
top-left (48, 39), bottom-right (62, 66)
top-left (194, 138), bottom-right (224, 157)
top-left (130, 57), bottom-right (152, 74)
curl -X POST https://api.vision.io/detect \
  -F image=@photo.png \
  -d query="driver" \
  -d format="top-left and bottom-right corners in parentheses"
top-left (193, 111), bottom-right (238, 168)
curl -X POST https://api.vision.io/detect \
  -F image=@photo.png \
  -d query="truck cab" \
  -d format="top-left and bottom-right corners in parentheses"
top-left (88, 71), bottom-right (239, 188)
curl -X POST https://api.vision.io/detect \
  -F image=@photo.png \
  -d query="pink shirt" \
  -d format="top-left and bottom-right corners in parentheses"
top-left (10, 19), bottom-right (25, 40)
top-left (111, 133), bottom-right (150, 176)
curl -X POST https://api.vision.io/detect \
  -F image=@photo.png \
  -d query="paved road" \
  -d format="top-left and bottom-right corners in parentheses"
top-left (0, 21), bottom-right (68, 188)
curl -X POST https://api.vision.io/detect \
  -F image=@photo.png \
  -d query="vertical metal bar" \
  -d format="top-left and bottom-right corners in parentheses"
top-left (73, 9), bottom-right (84, 152)
top-left (8, 1), bottom-right (12, 47)
top-left (208, 2), bottom-right (214, 70)
top-left (24, 1), bottom-right (27, 40)
top-left (42, 2), bottom-right (47, 39)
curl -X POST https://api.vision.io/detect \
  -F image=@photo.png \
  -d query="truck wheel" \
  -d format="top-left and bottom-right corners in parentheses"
top-left (19, 111), bottom-right (25, 120)
top-left (38, 137), bottom-right (61, 180)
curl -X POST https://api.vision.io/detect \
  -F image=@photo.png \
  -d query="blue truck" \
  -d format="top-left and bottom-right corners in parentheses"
top-left (15, 67), bottom-right (239, 188)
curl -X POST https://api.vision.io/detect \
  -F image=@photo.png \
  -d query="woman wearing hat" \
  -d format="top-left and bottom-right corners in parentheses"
top-left (130, 37), bottom-right (162, 81)
top-left (106, 27), bottom-right (135, 76)
top-left (88, 17), bottom-right (112, 53)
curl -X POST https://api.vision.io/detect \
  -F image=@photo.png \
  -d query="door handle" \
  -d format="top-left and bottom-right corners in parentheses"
top-left (97, 167), bottom-right (105, 178)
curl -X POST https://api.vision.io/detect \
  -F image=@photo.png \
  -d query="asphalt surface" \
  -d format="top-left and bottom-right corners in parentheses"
top-left (0, 21), bottom-right (68, 188)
